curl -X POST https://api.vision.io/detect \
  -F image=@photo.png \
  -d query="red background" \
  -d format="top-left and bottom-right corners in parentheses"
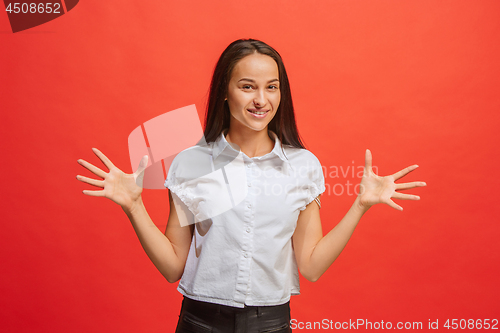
top-left (1, 0), bottom-right (499, 331)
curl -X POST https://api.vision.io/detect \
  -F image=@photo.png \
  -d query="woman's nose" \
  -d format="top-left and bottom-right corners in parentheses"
top-left (253, 90), bottom-right (266, 106)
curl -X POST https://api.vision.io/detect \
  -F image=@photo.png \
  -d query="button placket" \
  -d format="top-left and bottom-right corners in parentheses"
top-left (234, 159), bottom-right (255, 303)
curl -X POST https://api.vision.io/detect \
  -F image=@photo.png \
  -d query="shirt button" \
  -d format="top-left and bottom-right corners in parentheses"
top-left (247, 182), bottom-right (252, 187)
top-left (247, 163), bottom-right (252, 169)
top-left (246, 228), bottom-right (251, 233)
top-left (247, 203), bottom-right (252, 209)
top-left (244, 252), bottom-right (249, 258)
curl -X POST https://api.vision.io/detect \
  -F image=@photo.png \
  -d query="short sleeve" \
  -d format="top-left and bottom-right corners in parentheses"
top-left (298, 152), bottom-right (326, 211)
top-left (164, 156), bottom-right (198, 218)
top-left (163, 147), bottom-right (213, 222)
top-left (163, 145), bottom-right (240, 223)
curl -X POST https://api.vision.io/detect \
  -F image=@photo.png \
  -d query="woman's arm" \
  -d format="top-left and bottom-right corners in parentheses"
top-left (77, 148), bottom-right (193, 283)
top-left (292, 195), bottom-right (367, 282)
top-left (123, 191), bottom-right (194, 283)
top-left (292, 149), bottom-right (426, 282)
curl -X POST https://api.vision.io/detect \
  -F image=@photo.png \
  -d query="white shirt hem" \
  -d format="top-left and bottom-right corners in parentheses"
top-left (178, 285), bottom-right (299, 308)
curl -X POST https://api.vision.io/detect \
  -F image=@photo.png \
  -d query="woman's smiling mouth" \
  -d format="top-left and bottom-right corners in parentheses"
top-left (247, 108), bottom-right (270, 118)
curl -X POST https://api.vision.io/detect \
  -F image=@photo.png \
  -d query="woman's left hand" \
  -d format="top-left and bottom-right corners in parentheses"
top-left (358, 149), bottom-right (426, 211)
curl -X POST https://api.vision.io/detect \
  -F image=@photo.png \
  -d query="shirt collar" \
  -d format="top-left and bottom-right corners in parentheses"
top-left (212, 129), bottom-right (289, 166)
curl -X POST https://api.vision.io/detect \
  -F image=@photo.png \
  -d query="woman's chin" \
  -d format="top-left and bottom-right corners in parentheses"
top-left (230, 113), bottom-right (275, 132)
top-left (243, 121), bottom-right (271, 132)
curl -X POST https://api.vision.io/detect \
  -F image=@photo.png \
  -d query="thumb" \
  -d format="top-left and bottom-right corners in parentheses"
top-left (133, 155), bottom-right (148, 189)
top-left (364, 149), bottom-right (372, 174)
top-left (136, 155), bottom-right (149, 174)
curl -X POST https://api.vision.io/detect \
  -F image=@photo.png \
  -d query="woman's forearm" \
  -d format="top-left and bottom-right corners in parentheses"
top-left (122, 197), bottom-right (185, 283)
top-left (307, 196), bottom-right (369, 282)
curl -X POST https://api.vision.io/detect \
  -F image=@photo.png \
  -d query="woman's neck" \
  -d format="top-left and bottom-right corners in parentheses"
top-left (225, 125), bottom-right (274, 158)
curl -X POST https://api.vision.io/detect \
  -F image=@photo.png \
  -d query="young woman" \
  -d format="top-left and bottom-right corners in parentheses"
top-left (76, 39), bottom-right (426, 332)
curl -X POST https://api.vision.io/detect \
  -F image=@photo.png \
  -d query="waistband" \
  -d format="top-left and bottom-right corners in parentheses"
top-left (182, 295), bottom-right (290, 317)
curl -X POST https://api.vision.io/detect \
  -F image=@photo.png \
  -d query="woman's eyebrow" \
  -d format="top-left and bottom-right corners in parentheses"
top-left (238, 78), bottom-right (279, 83)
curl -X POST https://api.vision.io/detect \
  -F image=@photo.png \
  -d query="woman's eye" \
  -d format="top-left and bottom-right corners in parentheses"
top-left (242, 85), bottom-right (253, 90)
top-left (269, 85), bottom-right (279, 90)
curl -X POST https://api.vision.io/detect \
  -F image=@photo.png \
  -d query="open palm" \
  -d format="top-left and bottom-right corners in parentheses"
top-left (358, 149), bottom-right (426, 211)
top-left (76, 148), bottom-right (148, 210)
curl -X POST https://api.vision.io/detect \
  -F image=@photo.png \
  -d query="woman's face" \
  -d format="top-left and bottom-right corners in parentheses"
top-left (226, 53), bottom-right (280, 132)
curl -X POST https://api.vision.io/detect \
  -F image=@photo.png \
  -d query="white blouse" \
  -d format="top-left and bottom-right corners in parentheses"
top-left (164, 129), bottom-right (325, 308)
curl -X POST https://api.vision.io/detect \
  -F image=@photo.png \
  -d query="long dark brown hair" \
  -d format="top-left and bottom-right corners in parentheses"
top-left (203, 39), bottom-right (306, 150)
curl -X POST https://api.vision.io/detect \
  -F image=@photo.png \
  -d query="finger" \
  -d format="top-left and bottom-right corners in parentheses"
top-left (395, 181), bottom-right (427, 190)
top-left (364, 149), bottom-right (372, 172)
top-left (77, 159), bottom-right (107, 179)
top-left (386, 199), bottom-right (403, 211)
top-left (92, 148), bottom-right (116, 171)
top-left (82, 189), bottom-right (106, 197)
top-left (76, 175), bottom-right (105, 188)
top-left (392, 192), bottom-right (420, 200)
top-left (392, 164), bottom-right (419, 181)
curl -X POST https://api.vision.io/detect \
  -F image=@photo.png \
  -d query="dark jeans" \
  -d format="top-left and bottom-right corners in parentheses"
top-left (175, 296), bottom-right (292, 333)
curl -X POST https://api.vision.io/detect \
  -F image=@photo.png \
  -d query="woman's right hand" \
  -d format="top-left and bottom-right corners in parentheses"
top-left (76, 148), bottom-right (149, 212)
